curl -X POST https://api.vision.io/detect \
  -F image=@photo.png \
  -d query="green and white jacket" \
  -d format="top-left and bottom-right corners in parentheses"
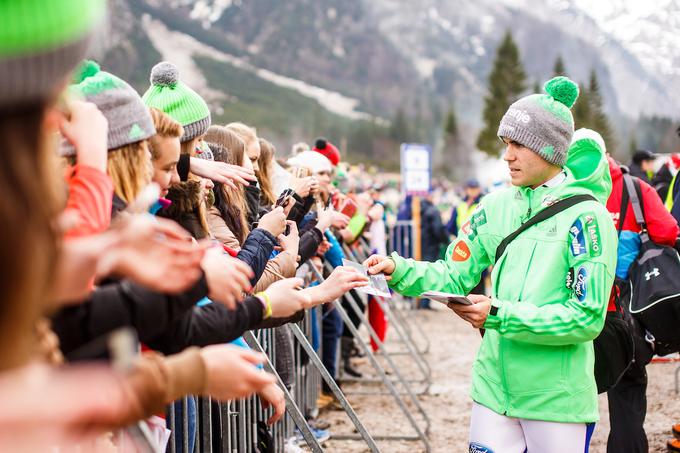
top-left (389, 137), bottom-right (617, 423)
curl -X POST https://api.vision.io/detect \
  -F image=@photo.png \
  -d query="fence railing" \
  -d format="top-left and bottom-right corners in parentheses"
top-left (163, 221), bottom-right (433, 452)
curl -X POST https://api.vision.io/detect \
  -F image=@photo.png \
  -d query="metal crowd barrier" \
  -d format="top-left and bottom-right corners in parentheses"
top-left (161, 221), bottom-right (439, 452)
top-left (164, 254), bottom-right (388, 452)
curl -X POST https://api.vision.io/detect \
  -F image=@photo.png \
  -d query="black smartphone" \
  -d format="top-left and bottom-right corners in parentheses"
top-left (276, 188), bottom-right (295, 208)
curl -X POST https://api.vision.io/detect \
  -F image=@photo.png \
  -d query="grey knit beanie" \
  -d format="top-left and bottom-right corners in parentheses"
top-left (0, 0), bottom-right (106, 106)
top-left (61, 61), bottom-right (155, 155)
top-left (497, 76), bottom-right (579, 166)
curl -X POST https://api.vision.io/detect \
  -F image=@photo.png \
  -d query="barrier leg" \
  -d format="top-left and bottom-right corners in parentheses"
top-left (310, 265), bottom-right (431, 451)
top-left (287, 323), bottom-right (382, 452)
top-left (243, 331), bottom-right (324, 453)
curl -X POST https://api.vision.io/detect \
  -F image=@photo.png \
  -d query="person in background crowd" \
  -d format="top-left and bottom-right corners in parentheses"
top-left (651, 153), bottom-right (680, 202)
top-left (628, 149), bottom-right (657, 184)
top-left (582, 127), bottom-right (680, 453)
top-left (447, 178), bottom-right (487, 295)
top-left (417, 192), bottom-right (450, 309)
top-left (447, 179), bottom-right (483, 237)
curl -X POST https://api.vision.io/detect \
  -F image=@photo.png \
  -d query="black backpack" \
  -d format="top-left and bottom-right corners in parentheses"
top-left (623, 174), bottom-right (680, 356)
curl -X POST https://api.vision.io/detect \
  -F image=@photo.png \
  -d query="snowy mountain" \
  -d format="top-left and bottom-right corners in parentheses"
top-left (99, 0), bottom-right (679, 156)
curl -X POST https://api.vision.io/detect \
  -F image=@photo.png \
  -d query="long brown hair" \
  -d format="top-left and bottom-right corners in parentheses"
top-left (0, 104), bottom-right (62, 369)
top-left (205, 126), bottom-right (250, 244)
top-left (257, 138), bottom-right (276, 206)
top-left (107, 141), bottom-right (152, 204)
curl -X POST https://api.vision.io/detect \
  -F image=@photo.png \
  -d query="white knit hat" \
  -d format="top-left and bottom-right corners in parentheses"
top-left (287, 150), bottom-right (332, 174)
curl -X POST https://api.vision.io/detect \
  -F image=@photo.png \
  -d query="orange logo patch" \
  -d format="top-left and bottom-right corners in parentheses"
top-left (452, 241), bottom-right (471, 262)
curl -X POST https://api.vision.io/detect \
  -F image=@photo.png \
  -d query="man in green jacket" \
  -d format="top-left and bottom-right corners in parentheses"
top-left (365, 77), bottom-right (617, 452)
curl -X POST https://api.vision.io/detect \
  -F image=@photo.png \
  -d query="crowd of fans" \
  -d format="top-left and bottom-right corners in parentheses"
top-left (0, 1), bottom-right (403, 450)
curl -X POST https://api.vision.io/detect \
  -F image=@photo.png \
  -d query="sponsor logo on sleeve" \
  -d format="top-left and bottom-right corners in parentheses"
top-left (569, 219), bottom-right (586, 256)
top-left (452, 241), bottom-right (471, 262)
top-left (584, 214), bottom-right (602, 257)
top-left (469, 443), bottom-right (494, 453)
top-left (573, 266), bottom-right (588, 302)
top-left (461, 220), bottom-right (471, 235)
top-left (565, 267), bottom-right (575, 289)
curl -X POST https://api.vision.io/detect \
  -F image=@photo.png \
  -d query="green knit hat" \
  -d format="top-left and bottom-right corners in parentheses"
top-left (497, 76), bottom-right (579, 166)
top-left (0, 0), bottom-right (106, 106)
top-left (142, 62), bottom-right (211, 143)
top-left (61, 60), bottom-right (155, 155)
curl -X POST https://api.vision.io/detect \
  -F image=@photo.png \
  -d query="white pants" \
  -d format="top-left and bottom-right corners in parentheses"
top-left (469, 402), bottom-right (595, 453)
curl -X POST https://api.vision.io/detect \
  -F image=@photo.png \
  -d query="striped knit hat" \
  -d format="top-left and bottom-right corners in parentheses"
top-left (142, 62), bottom-right (211, 143)
top-left (0, 0), bottom-right (106, 106)
top-left (61, 60), bottom-right (155, 155)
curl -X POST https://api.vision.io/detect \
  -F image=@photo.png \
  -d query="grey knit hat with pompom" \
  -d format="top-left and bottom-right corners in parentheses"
top-left (497, 76), bottom-right (580, 166)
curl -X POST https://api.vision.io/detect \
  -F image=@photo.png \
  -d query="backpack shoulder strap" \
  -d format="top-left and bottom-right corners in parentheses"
top-left (622, 174), bottom-right (649, 241)
top-left (618, 177), bottom-right (630, 236)
top-left (494, 194), bottom-right (597, 263)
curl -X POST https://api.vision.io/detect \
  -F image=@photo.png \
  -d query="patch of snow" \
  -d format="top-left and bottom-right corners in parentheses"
top-left (415, 58), bottom-right (437, 79)
top-left (143, 16), bottom-right (373, 121)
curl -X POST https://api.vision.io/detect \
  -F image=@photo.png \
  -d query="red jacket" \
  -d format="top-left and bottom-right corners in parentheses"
top-left (606, 157), bottom-right (678, 245)
top-left (63, 164), bottom-right (113, 239)
top-left (605, 157), bottom-right (679, 311)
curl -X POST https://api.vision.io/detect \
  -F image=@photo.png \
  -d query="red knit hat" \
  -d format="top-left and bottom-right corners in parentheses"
top-left (312, 137), bottom-right (340, 166)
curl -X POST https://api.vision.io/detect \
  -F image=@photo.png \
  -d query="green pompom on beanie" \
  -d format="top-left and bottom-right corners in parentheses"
top-left (497, 76), bottom-right (580, 166)
top-left (142, 62), bottom-right (211, 143)
top-left (0, 0), bottom-right (106, 106)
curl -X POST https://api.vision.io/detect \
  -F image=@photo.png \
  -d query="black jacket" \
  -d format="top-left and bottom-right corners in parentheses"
top-left (52, 276), bottom-right (210, 360)
top-left (51, 276), bottom-right (283, 359)
top-left (420, 199), bottom-right (449, 262)
top-left (288, 194), bottom-right (315, 225)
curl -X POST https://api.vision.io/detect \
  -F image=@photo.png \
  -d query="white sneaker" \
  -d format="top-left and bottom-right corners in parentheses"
top-left (284, 437), bottom-right (304, 453)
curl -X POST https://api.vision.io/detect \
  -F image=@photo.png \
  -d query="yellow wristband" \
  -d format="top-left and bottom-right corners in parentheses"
top-left (256, 292), bottom-right (273, 319)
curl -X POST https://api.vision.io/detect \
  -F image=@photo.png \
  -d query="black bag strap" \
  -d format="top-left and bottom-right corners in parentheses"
top-left (622, 174), bottom-right (649, 242)
top-left (618, 178), bottom-right (630, 236)
top-left (494, 194), bottom-right (598, 263)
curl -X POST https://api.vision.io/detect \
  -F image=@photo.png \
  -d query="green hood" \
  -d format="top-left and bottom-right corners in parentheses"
top-left (563, 128), bottom-right (612, 205)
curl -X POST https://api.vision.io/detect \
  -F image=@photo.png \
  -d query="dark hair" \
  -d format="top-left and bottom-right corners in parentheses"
top-left (213, 182), bottom-right (248, 244)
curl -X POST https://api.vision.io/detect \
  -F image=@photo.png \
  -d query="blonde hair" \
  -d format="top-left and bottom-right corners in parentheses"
top-left (108, 141), bottom-right (152, 203)
top-left (226, 122), bottom-right (258, 147)
top-left (257, 138), bottom-right (276, 206)
top-left (148, 108), bottom-right (183, 160)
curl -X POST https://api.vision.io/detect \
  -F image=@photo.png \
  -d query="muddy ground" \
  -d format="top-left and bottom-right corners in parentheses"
top-left (316, 304), bottom-right (679, 452)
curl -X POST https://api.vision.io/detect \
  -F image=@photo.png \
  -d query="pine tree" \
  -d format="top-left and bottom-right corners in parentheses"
top-left (572, 82), bottom-right (590, 129)
top-left (443, 105), bottom-right (470, 181)
top-left (588, 70), bottom-right (614, 151)
top-left (628, 133), bottom-right (638, 154)
top-left (476, 31), bottom-right (527, 155)
top-left (553, 55), bottom-right (566, 77)
top-left (389, 107), bottom-right (410, 144)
